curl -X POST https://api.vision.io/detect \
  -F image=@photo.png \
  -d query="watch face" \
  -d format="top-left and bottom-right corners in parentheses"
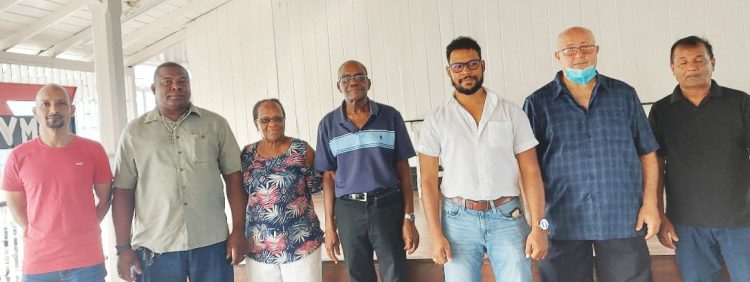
top-left (539, 219), bottom-right (550, 230)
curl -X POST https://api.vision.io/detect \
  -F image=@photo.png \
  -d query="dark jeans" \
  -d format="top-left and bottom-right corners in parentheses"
top-left (540, 237), bottom-right (652, 282)
top-left (335, 190), bottom-right (407, 282)
top-left (674, 224), bottom-right (750, 282)
top-left (135, 240), bottom-right (233, 282)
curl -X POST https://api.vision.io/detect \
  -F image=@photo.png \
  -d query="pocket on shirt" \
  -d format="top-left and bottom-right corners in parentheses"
top-left (488, 121), bottom-right (513, 148)
top-left (189, 133), bottom-right (217, 163)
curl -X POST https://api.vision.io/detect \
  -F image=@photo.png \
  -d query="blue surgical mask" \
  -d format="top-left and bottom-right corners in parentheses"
top-left (564, 65), bottom-right (597, 84)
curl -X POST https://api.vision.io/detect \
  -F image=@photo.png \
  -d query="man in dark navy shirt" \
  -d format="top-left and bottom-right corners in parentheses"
top-left (524, 26), bottom-right (660, 282)
top-left (649, 36), bottom-right (750, 282)
top-left (314, 60), bottom-right (419, 282)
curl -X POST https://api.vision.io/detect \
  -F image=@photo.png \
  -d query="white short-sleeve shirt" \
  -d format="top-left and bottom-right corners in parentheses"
top-left (417, 89), bottom-right (538, 200)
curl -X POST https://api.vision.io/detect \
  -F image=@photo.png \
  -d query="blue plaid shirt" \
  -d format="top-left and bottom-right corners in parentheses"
top-left (523, 72), bottom-right (658, 240)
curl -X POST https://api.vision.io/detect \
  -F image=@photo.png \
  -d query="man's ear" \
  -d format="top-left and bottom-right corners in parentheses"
top-left (151, 84), bottom-right (156, 94)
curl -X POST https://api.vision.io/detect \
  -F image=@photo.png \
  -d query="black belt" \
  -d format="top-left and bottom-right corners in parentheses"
top-left (340, 186), bottom-right (400, 202)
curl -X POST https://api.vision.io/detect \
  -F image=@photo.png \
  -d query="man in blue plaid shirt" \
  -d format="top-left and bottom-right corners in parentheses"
top-left (523, 26), bottom-right (661, 282)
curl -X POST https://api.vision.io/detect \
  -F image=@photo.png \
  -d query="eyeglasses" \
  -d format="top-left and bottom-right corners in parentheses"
top-left (257, 116), bottom-right (285, 124)
top-left (556, 45), bottom-right (597, 57)
top-left (449, 59), bottom-right (482, 73)
top-left (339, 74), bottom-right (368, 84)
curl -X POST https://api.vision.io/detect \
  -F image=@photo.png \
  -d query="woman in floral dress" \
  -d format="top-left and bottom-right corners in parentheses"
top-left (241, 99), bottom-right (323, 282)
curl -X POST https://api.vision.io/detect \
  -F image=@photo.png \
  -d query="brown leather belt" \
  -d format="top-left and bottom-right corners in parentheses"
top-left (450, 196), bottom-right (516, 211)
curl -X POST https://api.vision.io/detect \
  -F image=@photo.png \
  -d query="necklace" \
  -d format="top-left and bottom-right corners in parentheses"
top-left (160, 110), bottom-right (190, 144)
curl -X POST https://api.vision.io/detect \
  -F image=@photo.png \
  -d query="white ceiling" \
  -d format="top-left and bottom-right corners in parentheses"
top-left (0, 0), bottom-right (228, 67)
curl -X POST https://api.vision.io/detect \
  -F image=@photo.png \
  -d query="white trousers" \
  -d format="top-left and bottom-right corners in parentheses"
top-left (245, 248), bottom-right (322, 282)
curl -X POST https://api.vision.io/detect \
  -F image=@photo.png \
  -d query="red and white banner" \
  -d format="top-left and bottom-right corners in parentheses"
top-left (0, 82), bottom-right (77, 149)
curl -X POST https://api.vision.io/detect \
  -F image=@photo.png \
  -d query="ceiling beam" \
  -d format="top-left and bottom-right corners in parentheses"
top-left (0, 0), bottom-right (22, 14)
top-left (0, 51), bottom-right (94, 72)
top-left (0, 0), bottom-right (88, 51)
top-left (124, 29), bottom-right (185, 67)
top-left (38, 0), bottom-right (169, 57)
top-left (38, 27), bottom-right (91, 57)
top-left (122, 0), bottom-right (230, 51)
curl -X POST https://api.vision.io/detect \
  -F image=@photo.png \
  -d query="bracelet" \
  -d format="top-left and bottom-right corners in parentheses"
top-left (115, 243), bottom-right (132, 255)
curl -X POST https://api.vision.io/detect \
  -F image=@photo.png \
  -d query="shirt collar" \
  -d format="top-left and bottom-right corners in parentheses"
top-left (551, 71), bottom-right (609, 100)
top-left (669, 79), bottom-right (723, 104)
top-left (335, 98), bottom-right (379, 124)
top-left (448, 88), bottom-right (498, 108)
top-left (144, 104), bottom-right (202, 123)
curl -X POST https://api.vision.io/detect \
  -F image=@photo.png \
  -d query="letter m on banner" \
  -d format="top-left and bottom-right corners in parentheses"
top-left (0, 82), bottom-right (77, 149)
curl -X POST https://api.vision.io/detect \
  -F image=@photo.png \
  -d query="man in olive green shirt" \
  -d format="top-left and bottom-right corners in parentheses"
top-left (112, 62), bottom-right (247, 282)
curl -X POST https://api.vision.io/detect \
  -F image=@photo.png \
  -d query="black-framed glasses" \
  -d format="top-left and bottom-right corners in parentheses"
top-left (257, 116), bottom-right (285, 124)
top-left (556, 45), bottom-right (597, 57)
top-left (449, 59), bottom-right (482, 73)
top-left (339, 74), bottom-right (368, 84)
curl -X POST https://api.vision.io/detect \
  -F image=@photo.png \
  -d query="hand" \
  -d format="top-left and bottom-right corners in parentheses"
top-left (402, 219), bottom-right (420, 255)
top-left (325, 226), bottom-right (341, 263)
top-left (525, 228), bottom-right (548, 260)
top-left (117, 250), bottom-right (141, 282)
top-left (430, 233), bottom-right (452, 265)
top-left (657, 216), bottom-right (680, 249)
top-left (635, 204), bottom-right (661, 240)
top-left (225, 231), bottom-right (247, 265)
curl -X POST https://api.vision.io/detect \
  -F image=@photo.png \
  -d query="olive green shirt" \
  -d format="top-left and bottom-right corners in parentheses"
top-left (113, 105), bottom-right (241, 253)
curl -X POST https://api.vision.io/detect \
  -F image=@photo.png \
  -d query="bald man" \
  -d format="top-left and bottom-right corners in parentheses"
top-left (2, 84), bottom-right (112, 281)
top-left (523, 27), bottom-right (660, 282)
top-left (314, 60), bottom-right (418, 282)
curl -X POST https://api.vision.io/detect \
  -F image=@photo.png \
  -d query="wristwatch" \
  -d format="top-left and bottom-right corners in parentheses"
top-left (115, 243), bottom-right (132, 255)
top-left (404, 212), bottom-right (415, 221)
top-left (536, 218), bottom-right (550, 231)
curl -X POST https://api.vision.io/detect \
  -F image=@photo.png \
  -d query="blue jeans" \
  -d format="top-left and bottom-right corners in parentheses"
top-left (674, 224), bottom-right (750, 282)
top-left (135, 240), bottom-right (233, 282)
top-left (22, 263), bottom-right (105, 282)
top-left (441, 197), bottom-right (531, 282)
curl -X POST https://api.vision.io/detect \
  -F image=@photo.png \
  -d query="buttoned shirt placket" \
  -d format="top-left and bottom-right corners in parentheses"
top-left (164, 115), bottom-right (191, 249)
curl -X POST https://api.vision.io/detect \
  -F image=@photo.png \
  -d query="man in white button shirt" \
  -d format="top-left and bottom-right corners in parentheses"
top-left (418, 36), bottom-right (548, 282)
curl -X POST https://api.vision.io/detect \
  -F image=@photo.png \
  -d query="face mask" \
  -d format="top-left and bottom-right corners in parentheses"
top-left (564, 65), bottom-right (597, 84)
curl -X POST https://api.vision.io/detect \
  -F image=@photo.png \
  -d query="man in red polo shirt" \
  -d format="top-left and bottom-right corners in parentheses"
top-left (2, 83), bottom-right (112, 281)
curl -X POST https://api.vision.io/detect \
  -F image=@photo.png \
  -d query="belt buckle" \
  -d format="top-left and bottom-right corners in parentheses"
top-left (349, 193), bottom-right (367, 202)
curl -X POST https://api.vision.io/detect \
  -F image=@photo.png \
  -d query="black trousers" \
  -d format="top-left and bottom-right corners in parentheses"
top-left (334, 191), bottom-right (407, 282)
top-left (539, 237), bottom-right (653, 282)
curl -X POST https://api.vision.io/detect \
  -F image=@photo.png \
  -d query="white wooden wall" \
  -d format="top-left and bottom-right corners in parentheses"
top-left (186, 0), bottom-right (750, 147)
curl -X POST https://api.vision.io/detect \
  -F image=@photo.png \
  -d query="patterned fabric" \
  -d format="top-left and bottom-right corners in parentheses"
top-left (523, 72), bottom-right (659, 240)
top-left (241, 138), bottom-right (323, 264)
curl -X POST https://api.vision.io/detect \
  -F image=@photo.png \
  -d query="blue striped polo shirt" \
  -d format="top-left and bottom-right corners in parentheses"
top-left (314, 99), bottom-right (416, 197)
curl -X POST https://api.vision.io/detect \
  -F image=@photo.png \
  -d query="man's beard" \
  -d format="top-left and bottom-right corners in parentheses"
top-left (452, 76), bottom-right (484, 95)
top-left (45, 116), bottom-right (65, 128)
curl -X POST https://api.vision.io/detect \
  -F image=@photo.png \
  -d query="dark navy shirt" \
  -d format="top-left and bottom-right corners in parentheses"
top-left (648, 81), bottom-right (750, 228)
top-left (314, 99), bottom-right (416, 197)
top-left (523, 72), bottom-right (659, 240)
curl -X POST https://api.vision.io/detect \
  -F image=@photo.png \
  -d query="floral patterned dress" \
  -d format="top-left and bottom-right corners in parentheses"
top-left (241, 138), bottom-right (323, 264)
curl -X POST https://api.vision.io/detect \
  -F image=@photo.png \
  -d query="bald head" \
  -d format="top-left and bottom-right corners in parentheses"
top-left (34, 83), bottom-right (74, 130)
top-left (557, 26), bottom-right (596, 50)
top-left (337, 60), bottom-right (368, 78)
top-left (36, 83), bottom-right (71, 105)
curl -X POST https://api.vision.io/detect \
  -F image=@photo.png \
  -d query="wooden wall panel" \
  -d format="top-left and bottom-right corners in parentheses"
top-left (185, 0), bottom-right (750, 148)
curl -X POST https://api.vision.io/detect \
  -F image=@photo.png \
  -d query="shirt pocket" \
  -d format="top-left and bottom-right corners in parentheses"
top-left (188, 133), bottom-right (217, 163)
top-left (488, 121), bottom-right (513, 148)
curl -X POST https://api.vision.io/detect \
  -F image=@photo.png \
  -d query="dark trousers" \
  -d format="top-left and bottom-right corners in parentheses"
top-left (134, 240), bottom-right (233, 282)
top-left (335, 191), bottom-right (407, 282)
top-left (539, 237), bottom-right (652, 282)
